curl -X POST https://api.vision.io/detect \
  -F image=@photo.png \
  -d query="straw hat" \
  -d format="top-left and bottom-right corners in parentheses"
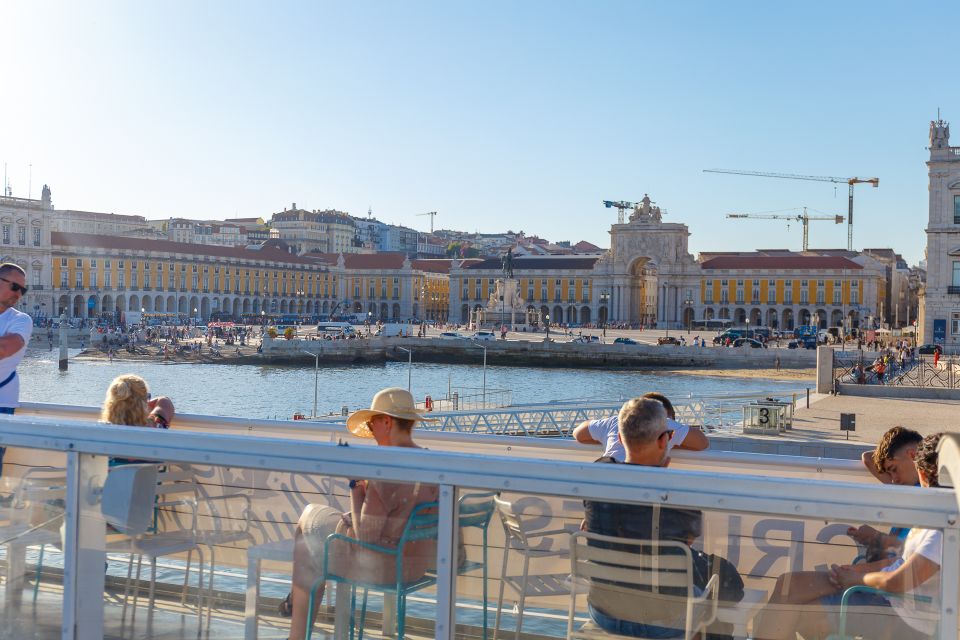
top-left (346, 387), bottom-right (432, 438)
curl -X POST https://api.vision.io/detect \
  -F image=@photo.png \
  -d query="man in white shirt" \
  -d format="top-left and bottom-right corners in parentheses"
top-left (572, 391), bottom-right (709, 459)
top-left (0, 264), bottom-right (33, 471)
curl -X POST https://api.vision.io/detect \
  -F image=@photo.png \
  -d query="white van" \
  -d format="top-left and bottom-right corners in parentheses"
top-left (378, 323), bottom-right (413, 337)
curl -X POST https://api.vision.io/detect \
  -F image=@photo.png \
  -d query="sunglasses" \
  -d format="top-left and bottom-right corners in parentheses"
top-left (659, 428), bottom-right (676, 441)
top-left (0, 277), bottom-right (27, 295)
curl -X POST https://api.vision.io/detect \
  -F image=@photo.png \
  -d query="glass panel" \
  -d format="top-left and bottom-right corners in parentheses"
top-left (0, 455), bottom-right (66, 638)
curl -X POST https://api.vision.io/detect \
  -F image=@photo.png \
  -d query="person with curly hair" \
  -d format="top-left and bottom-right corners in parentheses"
top-left (754, 432), bottom-right (946, 640)
top-left (101, 375), bottom-right (175, 469)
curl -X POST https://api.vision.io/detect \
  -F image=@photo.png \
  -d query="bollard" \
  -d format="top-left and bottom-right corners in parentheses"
top-left (341, 405), bottom-right (348, 416)
top-left (806, 387), bottom-right (810, 408)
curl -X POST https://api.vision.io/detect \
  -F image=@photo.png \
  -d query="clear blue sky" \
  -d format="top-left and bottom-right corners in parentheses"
top-left (1, 1), bottom-right (955, 265)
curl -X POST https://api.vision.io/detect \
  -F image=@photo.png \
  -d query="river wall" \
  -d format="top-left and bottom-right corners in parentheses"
top-left (261, 336), bottom-right (816, 369)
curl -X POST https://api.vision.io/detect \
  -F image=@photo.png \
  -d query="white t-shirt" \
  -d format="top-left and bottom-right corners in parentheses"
top-left (880, 527), bottom-right (941, 635)
top-left (0, 307), bottom-right (33, 408)
top-left (586, 415), bottom-right (690, 462)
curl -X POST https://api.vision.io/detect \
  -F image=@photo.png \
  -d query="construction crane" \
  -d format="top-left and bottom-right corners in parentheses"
top-left (602, 200), bottom-right (638, 224)
top-left (703, 169), bottom-right (879, 251)
top-left (417, 211), bottom-right (438, 233)
top-left (726, 208), bottom-right (844, 251)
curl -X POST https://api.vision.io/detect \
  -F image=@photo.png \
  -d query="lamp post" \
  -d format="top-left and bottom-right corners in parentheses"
top-left (545, 314), bottom-right (550, 341)
top-left (193, 307), bottom-right (198, 326)
top-left (301, 350), bottom-right (319, 418)
top-left (467, 340), bottom-right (488, 405)
top-left (683, 297), bottom-right (693, 333)
top-left (367, 310), bottom-right (372, 336)
top-left (396, 346), bottom-right (412, 391)
top-left (141, 307), bottom-right (146, 331)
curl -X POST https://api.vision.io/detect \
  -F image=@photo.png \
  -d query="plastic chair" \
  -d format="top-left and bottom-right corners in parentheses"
top-left (104, 464), bottom-right (211, 636)
top-left (493, 496), bottom-right (572, 640)
top-left (567, 531), bottom-right (718, 640)
top-left (0, 467), bottom-right (66, 603)
top-left (827, 585), bottom-right (934, 640)
top-left (305, 501), bottom-right (440, 640)
top-left (456, 491), bottom-right (497, 639)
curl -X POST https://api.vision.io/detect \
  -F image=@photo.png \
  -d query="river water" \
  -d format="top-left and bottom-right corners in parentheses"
top-left (19, 349), bottom-right (804, 418)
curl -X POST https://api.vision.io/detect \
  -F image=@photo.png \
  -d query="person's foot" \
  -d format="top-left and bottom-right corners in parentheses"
top-left (278, 591), bottom-right (293, 617)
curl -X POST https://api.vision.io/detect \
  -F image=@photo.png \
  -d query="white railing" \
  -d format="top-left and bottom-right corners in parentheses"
top-left (0, 414), bottom-right (957, 639)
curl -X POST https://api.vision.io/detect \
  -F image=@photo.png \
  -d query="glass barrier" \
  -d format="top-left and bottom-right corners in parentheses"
top-left (450, 485), bottom-right (945, 640)
top-left (0, 453), bottom-right (66, 639)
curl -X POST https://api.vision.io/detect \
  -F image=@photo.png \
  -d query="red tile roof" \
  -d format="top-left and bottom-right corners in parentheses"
top-left (462, 256), bottom-right (600, 271)
top-left (701, 255), bottom-right (863, 270)
top-left (51, 231), bottom-right (326, 267)
top-left (573, 240), bottom-right (603, 252)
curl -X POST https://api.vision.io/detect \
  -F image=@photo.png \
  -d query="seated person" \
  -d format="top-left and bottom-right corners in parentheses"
top-left (583, 397), bottom-right (742, 639)
top-left (849, 426), bottom-right (922, 561)
top-left (287, 388), bottom-right (438, 640)
top-left (753, 432), bottom-right (945, 640)
top-left (573, 391), bottom-right (709, 460)
top-left (101, 374), bottom-right (175, 466)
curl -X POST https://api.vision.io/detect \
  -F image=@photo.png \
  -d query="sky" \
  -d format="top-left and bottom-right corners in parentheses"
top-left (1, 1), bottom-right (956, 265)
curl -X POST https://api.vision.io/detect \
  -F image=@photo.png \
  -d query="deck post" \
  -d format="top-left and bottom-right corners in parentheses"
top-left (434, 484), bottom-right (459, 639)
top-left (62, 451), bottom-right (107, 640)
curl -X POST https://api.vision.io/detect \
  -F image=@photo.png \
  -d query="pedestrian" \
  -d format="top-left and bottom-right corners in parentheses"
top-left (0, 264), bottom-right (33, 472)
top-left (775, 355), bottom-right (781, 372)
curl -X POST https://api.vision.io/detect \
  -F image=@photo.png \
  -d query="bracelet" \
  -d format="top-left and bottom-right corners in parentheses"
top-left (349, 479), bottom-right (358, 489)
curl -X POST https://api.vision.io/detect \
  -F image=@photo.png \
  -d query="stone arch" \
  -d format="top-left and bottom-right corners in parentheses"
top-left (129, 295), bottom-right (140, 312)
top-left (102, 295), bottom-right (113, 315)
top-left (242, 299), bottom-right (251, 315)
top-left (201, 297), bottom-right (211, 319)
top-left (718, 308), bottom-right (730, 320)
top-left (683, 306), bottom-right (695, 328)
top-left (58, 295), bottom-right (70, 317)
top-left (598, 306), bottom-right (608, 325)
top-left (380, 303), bottom-right (389, 319)
top-left (540, 305), bottom-right (550, 323)
top-left (704, 307), bottom-right (715, 320)
top-left (178, 296), bottom-right (189, 314)
top-left (115, 295), bottom-right (126, 314)
top-left (799, 308), bottom-right (811, 326)
top-left (165, 296), bottom-right (175, 313)
top-left (580, 306), bottom-right (591, 324)
top-left (353, 301), bottom-right (362, 313)
top-left (321, 301), bottom-right (329, 314)
top-left (392, 303), bottom-right (401, 319)
top-left (73, 295), bottom-right (84, 318)
top-left (831, 309), bottom-right (843, 326)
top-left (749, 308), bottom-right (762, 326)
top-left (154, 295), bottom-right (163, 313)
top-left (460, 304), bottom-right (469, 323)
top-left (766, 308), bottom-right (778, 328)
top-left (783, 308), bottom-right (795, 330)
top-left (552, 305), bottom-right (563, 324)
top-left (87, 295), bottom-right (99, 318)
top-left (815, 308), bottom-right (828, 329)
top-left (142, 297), bottom-right (153, 313)
top-left (734, 308), bottom-right (746, 324)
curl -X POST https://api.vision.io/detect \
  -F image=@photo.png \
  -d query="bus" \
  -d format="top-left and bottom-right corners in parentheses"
top-left (693, 319), bottom-right (733, 331)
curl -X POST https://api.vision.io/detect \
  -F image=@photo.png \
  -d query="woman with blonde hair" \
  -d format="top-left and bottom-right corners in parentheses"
top-left (101, 374), bottom-right (175, 429)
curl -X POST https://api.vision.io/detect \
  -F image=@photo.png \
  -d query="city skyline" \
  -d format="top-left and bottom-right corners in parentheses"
top-left (2, 1), bottom-right (957, 265)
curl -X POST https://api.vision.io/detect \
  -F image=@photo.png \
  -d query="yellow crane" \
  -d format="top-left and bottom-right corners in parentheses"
top-left (417, 211), bottom-right (438, 233)
top-left (704, 168), bottom-right (878, 250)
top-left (726, 208), bottom-right (844, 251)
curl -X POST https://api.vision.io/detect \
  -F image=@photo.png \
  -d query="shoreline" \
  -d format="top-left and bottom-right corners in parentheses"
top-left (61, 346), bottom-right (816, 381)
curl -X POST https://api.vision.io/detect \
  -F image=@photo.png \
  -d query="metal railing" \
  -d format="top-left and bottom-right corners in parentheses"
top-left (414, 386), bottom-right (512, 412)
top-left (833, 350), bottom-right (957, 389)
top-left (0, 414), bottom-right (956, 639)
top-left (405, 391), bottom-right (806, 436)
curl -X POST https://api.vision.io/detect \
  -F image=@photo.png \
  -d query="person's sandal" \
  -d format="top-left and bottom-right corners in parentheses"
top-left (278, 591), bottom-right (293, 617)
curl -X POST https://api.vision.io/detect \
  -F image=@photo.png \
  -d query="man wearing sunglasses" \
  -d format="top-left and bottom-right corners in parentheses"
top-left (0, 264), bottom-right (32, 472)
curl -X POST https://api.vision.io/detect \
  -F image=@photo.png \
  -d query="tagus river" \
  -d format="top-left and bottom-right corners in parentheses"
top-left (18, 349), bottom-right (804, 419)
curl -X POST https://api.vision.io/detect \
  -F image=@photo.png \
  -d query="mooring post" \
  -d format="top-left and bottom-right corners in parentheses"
top-left (58, 312), bottom-right (68, 371)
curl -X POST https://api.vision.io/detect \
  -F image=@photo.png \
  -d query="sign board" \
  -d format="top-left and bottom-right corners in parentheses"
top-left (840, 413), bottom-right (856, 431)
top-left (934, 319), bottom-right (946, 345)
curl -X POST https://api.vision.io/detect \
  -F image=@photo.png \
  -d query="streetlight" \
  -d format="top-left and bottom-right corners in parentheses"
top-left (301, 350), bottom-right (319, 418)
top-left (367, 310), bottom-right (372, 336)
top-left (467, 340), bottom-right (488, 405)
top-left (683, 296), bottom-right (693, 333)
top-left (193, 307), bottom-right (198, 326)
top-left (396, 346), bottom-right (412, 391)
top-left (545, 313), bottom-right (550, 341)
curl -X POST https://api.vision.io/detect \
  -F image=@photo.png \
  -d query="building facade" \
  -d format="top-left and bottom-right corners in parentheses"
top-left (0, 185), bottom-right (54, 321)
top-left (921, 118), bottom-right (960, 349)
top-left (270, 206), bottom-right (361, 255)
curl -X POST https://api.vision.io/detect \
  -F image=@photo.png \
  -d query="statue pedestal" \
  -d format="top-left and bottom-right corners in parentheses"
top-left (478, 278), bottom-right (533, 329)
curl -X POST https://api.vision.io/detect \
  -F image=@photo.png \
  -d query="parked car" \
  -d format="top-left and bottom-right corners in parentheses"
top-left (918, 344), bottom-right (943, 355)
top-left (733, 338), bottom-right (766, 349)
top-left (712, 330), bottom-right (745, 345)
top-left (571, 335), bottom-right (600, 344)
top-left (657, 337), bottom-right (681, 346)
top-left (472, 331), bottom-right (496, 341)
top-left (439, 331), bottom-right (466, 340)
top-left (788, 338), bottom-right (817, 350)
top-left (613, 337), bottom-right (638, 345)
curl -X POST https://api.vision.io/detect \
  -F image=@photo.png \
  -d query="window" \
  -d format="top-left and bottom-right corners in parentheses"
top-left (833, 289), bottom-right (841, 304)
top-left (953, 261), bottom-right (960, 287)
top-left (90, 259), bottom-right (97, 268)
top-left (118, 260), bottom-right (124, 269)
top-left (76, 259), bottom-right (83, 268)
top-left (800, 289), bottom-right (809, 304)
top-left (953, 312), bottom-right (960, 336)
top-left (955, 195), bottom-right (960, 224)
top-left (801, 280), bottom-right (808, 287)
top-left (75, 272), bottom-right (83, 288)
top-left (851, 290), bottom-right (859, 304)
top-left (720, 280), bottom-right (728, 286)
top-left (104, 260), bottom-right (110, 268)
top-left (60, 257), bottom-right (67, 267)
top-left (90, 272), bottom-right (97, 288)
top-left (816, 290), bottom-right (825, 304)
top-left (60, 272), bottom-right (68, 288)
top-left (118, 272), bottom-right (125, 288)
top-left (143, 273), bottom-right (150, 288)
top-left (104, 272), bottom-right (111, 287)
top-left (751, 286), bottom-right (759, 303)
top-left (3, 225), bottom-right (10, 244)
top-left (32, 227), bottom-right (40, 246)
top-left (17, 226), bottom-right (25, 245)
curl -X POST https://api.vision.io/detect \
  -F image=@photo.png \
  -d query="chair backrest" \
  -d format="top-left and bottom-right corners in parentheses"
top-left (458, 491), bottom-right (496, 530)
top-left (102, 463), bottom-right (159, 536)
top-left (569, 531), bottom-right (696, 638)
top-left (494, 496), bottom-right (530, 548)
top-left (398, 501), bottom-right (441, 545)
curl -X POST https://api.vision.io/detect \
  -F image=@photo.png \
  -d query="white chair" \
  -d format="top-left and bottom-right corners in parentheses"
top-left (243, 538), bottom-right (294, 640)
top-left (567, 531), bottom-right (718, 640)
top-left (0, 467), bottom-right (66, 604)
top-left (104, 464), bottom-right (211, 636)
top-left (493, 496), bottom-right (572, 640)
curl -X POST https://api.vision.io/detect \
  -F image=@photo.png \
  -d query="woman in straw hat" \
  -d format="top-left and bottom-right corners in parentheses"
top-left (287, 387), bottom-right (438, 640)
